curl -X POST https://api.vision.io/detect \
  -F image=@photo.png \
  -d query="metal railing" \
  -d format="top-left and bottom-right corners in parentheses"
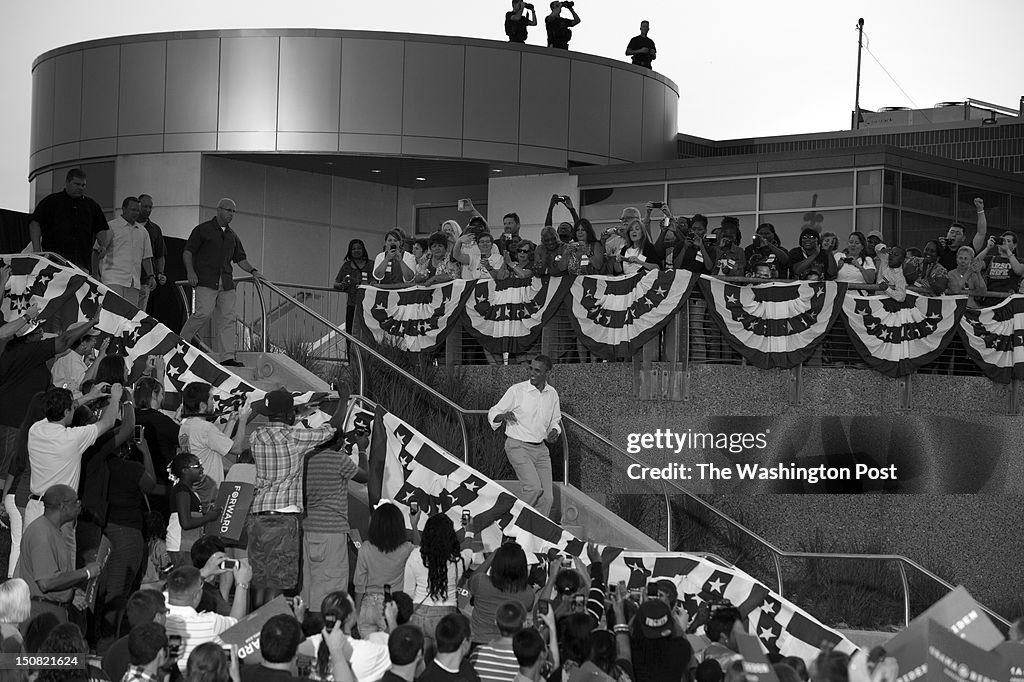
top-left (173, 273), bottom-right (1010, 629)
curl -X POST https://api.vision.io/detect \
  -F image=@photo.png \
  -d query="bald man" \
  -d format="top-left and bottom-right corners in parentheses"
top-left (18, 484), bottom-right (101, 624)
top-left (179, 199), bottom-right (259, 367)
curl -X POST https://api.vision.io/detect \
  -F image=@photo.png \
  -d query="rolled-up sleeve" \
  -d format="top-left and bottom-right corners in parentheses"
top-left (487, 386), bottom-right (517, 431)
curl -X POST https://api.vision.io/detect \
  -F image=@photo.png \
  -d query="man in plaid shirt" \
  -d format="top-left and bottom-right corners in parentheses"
top-left (247, 389), bottom-right (348, 606)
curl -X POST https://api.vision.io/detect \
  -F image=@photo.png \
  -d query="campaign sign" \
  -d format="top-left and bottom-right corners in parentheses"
top-left (83, 535), bottom-right (112, 610)
top-left (995, 642), bottom-right (1024, 682)
top-left (889, 587), bottom-right (1006, 682)
top-left (924, 620), bottom-right (1007, 682)
top-left (216, 596), bottom-right (292, 665)
top-left (736, 632), bottom-right (781, 682)
top-left (214, 481), bottom-right (255, 541)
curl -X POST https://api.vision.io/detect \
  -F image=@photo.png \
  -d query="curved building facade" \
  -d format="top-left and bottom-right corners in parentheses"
top-left (28, 29), bottom-right (678, 285)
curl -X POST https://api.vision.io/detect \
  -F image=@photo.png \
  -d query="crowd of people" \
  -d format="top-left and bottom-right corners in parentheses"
top-left (5, 171), bottom-right (1024, 682)
top-left (332, 193), bottom-right (1019, 311)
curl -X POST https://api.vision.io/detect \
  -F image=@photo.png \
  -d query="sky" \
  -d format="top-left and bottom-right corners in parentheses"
top-left (1, 0), bottom-right (1022, 212)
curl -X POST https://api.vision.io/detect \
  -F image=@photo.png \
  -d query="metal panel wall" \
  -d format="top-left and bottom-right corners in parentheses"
top-left (52, 52), bottom-right (82, 146)
top-left (519, 51), bottom-right (570, 150)
top-left (340, 38), bottom-right (404, 136)
top-left (165, 39), bottom-right (219, 134)
top-left (117, 41), bottom-right (166, 137)
top-left (568, 60), bottom-right (612, 158)
top-left (278, 37), bottom-right (341, 135)
top-left (463, 46), bottom-right (521, 145)
top-left (609, 68), bottom-right (643, 161)
top-left (218, 37), bottom-right (279, 133)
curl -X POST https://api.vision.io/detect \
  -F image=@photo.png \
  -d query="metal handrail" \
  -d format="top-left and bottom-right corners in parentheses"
top-left (182, 272), bottom-right (1008, 629)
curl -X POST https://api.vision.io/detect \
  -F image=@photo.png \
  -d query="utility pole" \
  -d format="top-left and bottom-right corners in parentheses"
top-left (854, 18), bottom-right (865, 130)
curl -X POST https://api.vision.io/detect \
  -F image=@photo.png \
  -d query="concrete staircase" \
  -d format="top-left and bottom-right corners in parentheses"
top-left (227, 351), bottom-right (332, 394)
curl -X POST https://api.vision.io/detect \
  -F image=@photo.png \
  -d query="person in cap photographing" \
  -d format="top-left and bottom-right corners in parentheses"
top-left (247, 389), bottom-right (350, 607)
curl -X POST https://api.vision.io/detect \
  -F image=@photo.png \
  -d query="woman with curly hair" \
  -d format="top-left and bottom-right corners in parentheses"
top-left (186, 641), bottom-right (237, 682)
top-left (403, 513), bottom-right (472, 648)
top-left (353, 502), bottom-right (414, 636)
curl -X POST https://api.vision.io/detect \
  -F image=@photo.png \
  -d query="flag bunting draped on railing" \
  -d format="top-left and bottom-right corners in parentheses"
top-left (699, 277), bottom-right (847, 370)
top-left (463, 275), bottom-right (573, 355)
top-left (956, 295), bottom-right (1024, 383)
top-left (0, 254), bottom-right (325, 416)
top-left (365, 397), bottom-right (858, 664)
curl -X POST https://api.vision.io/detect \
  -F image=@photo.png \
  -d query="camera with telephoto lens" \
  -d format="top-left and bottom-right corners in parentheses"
top-left (562, 1), bottom-right (573, 6)
top-left (524, 2), bottom-right (534, 7)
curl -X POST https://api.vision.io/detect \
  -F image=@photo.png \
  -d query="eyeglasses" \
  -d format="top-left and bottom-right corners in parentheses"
top-left (517, 249), bottom-right (532, 255)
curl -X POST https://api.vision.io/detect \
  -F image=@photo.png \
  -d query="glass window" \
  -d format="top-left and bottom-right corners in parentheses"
top-left (901, 174), bottom-right (954, 215)
top-left (900, 211), bottom-right (952, 252)
top-left (1011, 196), bottom-right (1024, 232)
top-left (856, 207), bottom-right (881, 235)
top-left (956, 186), bottom-right (1007, 228)
top-left (882, 170), bottom-right (899, 205)
top-left (415, 202), bottom-right (487, 236)
top-left (667, 178), bottom-right (756, 215)
top-left (580, 185), bottom-right (662, 226)
top-left (759, 172), bottom-right (854, 211)
top-left (757, 209), bottom-right (853, 251)
top-left (856, 170), bottom-right (881, 205)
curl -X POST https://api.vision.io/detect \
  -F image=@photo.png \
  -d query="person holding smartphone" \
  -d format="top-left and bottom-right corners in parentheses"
top-left (372, 228), bottom-right (417, 285)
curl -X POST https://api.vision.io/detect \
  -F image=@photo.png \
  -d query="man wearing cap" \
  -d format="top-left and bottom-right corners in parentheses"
top-left (632, 599), bottom-right (694, 681)
top-left (18, 484), bottom-right (103, 624)
top-left (247, 390), bottom-right (350, 606)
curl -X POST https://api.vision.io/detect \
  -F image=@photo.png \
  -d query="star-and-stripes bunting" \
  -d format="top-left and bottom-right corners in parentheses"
top-left (463, 276), bottom-right (573, 355)
top-left (957, 295), bottom-right (1024, 384)
top-left (365, 397), bottom-right (858, 664)
top-left (565, 268), bottom-right (697, 359)
top-left (841, 292), bottom-right (967, 378)
top-left (357, 280), bottom-right (472, 353)
top-left (0, 254), bottom-right (326, 416)
top-left (699, 277), bottom-right (847, 369)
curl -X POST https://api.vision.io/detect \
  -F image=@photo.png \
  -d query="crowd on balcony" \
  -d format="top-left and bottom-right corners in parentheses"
top-left (331, 194), bottom-right (1018, 308)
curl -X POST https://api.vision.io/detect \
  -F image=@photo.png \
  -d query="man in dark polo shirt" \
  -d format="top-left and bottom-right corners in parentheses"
top-left (137, 194), bottom-right (169, 314)
top-left (29, 168), bottom-right (109, 271)
top-left (18, 484), bottom-right (102, 626)
top-left (179, 198), bottom-right (259, 367)
top-left (625, 20), bottom-right (657, 69)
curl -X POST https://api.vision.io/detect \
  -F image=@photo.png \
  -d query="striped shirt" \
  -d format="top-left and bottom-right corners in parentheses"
top-left (303, 449), bottom-right (358, 533)
top-left (249, 423), bottom-right (336, 513)
top-left (470, 639), bottom-right (519, 682)
top-left (165, 603), bottom-right (237, 673)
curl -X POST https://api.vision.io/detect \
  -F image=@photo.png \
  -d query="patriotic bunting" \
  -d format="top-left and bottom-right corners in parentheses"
top-left (463, 276), bottom-right (572, 354)
top-left (0, 254), bottom-right (321, 417)
top-left (357, 280), bottom-right (472, 353)
top-left (566, 268), bottom-right (697, 359)
top-left (957, 295), bottom-right (1024, 384)
top-left (364, 397), bottom-right (857, 664)
top-left (841, 293), bottom-right (966, 378)
top-left (700, 277), bottom-right (847, 369)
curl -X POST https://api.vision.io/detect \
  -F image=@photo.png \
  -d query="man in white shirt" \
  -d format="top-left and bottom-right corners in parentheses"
top-left (164, 563), bottom-right (252, 672)
top-left (50, 330), bottom-right (101, 398)
top-left (24, 385), bottom-right (124, 535)
top-left (94, 196), bottom-right (155, 308)
top-left (488, 355), bottom-right (562, 518)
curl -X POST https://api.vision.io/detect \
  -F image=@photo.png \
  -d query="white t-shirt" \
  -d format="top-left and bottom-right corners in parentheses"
top-left (165, 603), bottom-right (237, 673)
top-left (623, 246), bottom-right (647, 275)
top-left (403, 547), bottom-right (473, 607)
top-left (304, 633), bottom-right (390, 682)
top-left (27, 420), bottom-right (100, 494)
top-left (835, 251), bottom-right (876, 284)
top-left (178, 417), bottom-right (232, 485)
top-left (372, 252), bottom-right (418, 283)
